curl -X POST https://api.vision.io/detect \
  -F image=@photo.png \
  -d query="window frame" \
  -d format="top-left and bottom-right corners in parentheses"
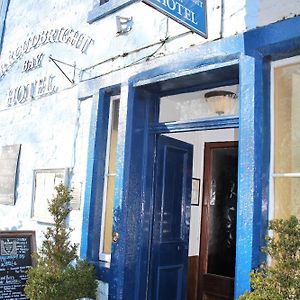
top-left (87, 0), bottom-right (137, 24)
top-left (0, 0), bottom-right (9, 54)
top-left (270, 55), bottom-right (300, 220)
top-left (99, 95), bottom-right (120, 263)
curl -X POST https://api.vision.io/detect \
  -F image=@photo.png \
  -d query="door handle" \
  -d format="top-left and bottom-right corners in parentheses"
top-left (112, 232), bottom-right (119, 243)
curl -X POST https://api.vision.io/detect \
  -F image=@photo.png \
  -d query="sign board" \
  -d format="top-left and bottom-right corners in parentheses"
top-left (32, 168), bottom-right (69, 223)
top-left (143, 0), bottom-right (207, 37)
top-left (0, 145), bottom-right (21, 205)
top-left (0, 231), bottom-right (36, 299)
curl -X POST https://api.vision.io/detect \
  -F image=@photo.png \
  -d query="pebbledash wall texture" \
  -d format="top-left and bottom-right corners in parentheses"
top-left (1, 0), bottom-right (300, 299)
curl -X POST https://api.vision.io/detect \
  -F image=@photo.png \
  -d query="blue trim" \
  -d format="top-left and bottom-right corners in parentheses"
top-left (80, 86), bottom-right (120, 283)
top-left (0, 0), bottom-right (10, 54)
top-left (108, 84), bottom-right (134, 300)
top-left (87, 0), bottom-right (137, 24)
top-left (245, 16), bottom-right (300, 59)
top-left (235, 55), bottom-right (258, 297)
top-left (134, 59), bottom-right (239, 89)
top-left (150, 116), bottom-right (239, 133)
top-left (234, 16), bottom-right (300, 297)
top-left (132, 35), bottom-right (244, 88)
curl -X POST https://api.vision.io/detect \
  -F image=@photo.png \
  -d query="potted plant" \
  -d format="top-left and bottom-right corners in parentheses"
top-left (239, 216), bottom-right (300, 299)
top-left (25, 183), bottom-right (98, 300)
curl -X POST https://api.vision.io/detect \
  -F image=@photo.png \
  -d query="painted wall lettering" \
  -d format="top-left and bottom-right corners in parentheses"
top-left (23, 53), bottom-right (44, 72)
top-left (0, 27), bottom-right (94, 80)
top-left (7, 75), bottom-right (58, 107)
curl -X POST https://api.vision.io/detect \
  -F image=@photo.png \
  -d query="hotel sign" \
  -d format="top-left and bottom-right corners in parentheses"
top-left (143, 0), bottom-right (207, 37)
top-left (0, 27), bottom-right (94, 108)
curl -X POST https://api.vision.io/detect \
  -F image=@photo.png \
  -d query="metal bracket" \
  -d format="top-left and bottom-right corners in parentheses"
top-left (49, 55), bottom-right (76, 84)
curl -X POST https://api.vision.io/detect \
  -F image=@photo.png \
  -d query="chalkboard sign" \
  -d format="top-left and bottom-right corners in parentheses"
top-left (0, 231), bottom-right (36, 299)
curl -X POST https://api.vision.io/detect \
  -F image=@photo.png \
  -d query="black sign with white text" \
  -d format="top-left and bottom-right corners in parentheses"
top-left (0, 231), bottom-right (36, 299)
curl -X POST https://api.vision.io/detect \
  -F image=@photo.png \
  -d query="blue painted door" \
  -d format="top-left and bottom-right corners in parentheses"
top-left (149, 135), bottom-right (193, 300)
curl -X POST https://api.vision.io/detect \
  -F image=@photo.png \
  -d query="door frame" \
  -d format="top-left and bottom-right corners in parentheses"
top-left (146, 130), bottom-right (239, 300)
top-left (198, 141), bottom-right (238, 299)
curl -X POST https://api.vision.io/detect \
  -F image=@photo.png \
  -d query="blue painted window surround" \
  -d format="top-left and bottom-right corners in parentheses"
top-left (0, 0), bottom-right (9, 54)
top-left (88, 0), bottom-right (137, 23)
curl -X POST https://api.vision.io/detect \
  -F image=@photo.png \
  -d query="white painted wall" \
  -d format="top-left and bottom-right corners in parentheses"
top-left (257, 0), bottom-right (300, 28)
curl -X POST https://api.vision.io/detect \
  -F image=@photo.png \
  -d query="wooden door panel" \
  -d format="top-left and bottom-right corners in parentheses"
top-left (198, 142), bottom-right (238, 300)
top-left (149, 135), bottom-right (193, 300)
top-left (203, 274), bottom-right (234, 299)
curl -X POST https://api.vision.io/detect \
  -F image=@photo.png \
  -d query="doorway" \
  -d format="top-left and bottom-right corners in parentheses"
top-left (148, 130), bottom-right (238, 300)
top-left (198, 142), bottom-right (238, 300)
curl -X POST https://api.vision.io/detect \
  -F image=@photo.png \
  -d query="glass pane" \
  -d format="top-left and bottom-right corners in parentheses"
top-left (207, 147), bottom-right (238, 277)
top-left (159, 86), bottom-right (239, 123)
top-left (274, 62), bottom-right (300, 173)
top-left (102, 99), bottom-right (120, 255)
top-left (274, 177), bottom-right (300, 219)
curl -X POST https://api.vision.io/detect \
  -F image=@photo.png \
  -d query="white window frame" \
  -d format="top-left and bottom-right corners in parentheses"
top-left (269, 55), bottom-right (300, 221)
top-left (99, 95), bottom-right (120, 263)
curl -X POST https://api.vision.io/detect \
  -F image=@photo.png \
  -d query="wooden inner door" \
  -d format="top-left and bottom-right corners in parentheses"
top-left (198, 142), bottom-right (238, 300)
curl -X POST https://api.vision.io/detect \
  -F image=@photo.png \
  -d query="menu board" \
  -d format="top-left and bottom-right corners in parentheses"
top-left (0, 231), bottom-right (36, 299)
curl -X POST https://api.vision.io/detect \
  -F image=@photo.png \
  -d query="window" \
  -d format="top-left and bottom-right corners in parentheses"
top-left (87, 0), bottom-right (136, 23)
top-left (0, 0), bottom-right (9, 54)
top-left (271, 57), bottom-right (300, 219)
top-left (99, 96), bottom-right (120, 262)
top-left (159, 85), bottom-right (239, 123)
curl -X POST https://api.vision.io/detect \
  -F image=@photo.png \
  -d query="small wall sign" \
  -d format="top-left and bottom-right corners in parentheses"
top-left (191, 178), bottom-right (200, 205)
top-left (32, 168), bottom-right (69, 223)
top-left (0, 145), bottom-right (21, 205)
top-left (0, 231), bottom-right (36, 300)
top-left (143, 0), bottom-right (207, 37)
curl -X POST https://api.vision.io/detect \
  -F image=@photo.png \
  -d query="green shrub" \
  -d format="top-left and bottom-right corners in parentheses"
top-left (239, 216), bottom-right (300, 300)
top-left (25, 183), bottom-right (98, 300)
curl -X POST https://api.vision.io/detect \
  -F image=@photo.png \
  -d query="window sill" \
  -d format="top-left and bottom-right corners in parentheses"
top-left (87, 0), bottom-right (137, 23)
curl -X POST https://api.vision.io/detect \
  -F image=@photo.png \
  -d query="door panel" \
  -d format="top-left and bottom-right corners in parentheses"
top-left (199, 142), bottom-right (238, 300)
top-left (149, 135), bottom-right (193, 300)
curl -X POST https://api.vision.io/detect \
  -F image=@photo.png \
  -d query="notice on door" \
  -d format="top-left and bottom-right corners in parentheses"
top-left (0, 231), bottom-right (36, 299)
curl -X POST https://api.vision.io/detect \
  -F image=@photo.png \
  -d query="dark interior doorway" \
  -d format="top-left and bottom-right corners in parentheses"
top-left (198, 142), bottom-right (238, 300)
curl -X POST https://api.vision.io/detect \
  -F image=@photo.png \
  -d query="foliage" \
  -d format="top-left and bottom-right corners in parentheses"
top-left (25, 183), bottom-right (98, 300)
top-left (239, 216), bottom-right (300, 300)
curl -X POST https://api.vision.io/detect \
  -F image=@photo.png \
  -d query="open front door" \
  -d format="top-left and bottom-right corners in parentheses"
top-left (149, 135), bottom-right (193, 300)
top-left (199, 142), bottom-right (238, 300)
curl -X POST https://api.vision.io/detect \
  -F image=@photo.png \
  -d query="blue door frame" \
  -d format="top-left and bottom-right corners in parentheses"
top-left (80, 16), bottom-right (300, 300)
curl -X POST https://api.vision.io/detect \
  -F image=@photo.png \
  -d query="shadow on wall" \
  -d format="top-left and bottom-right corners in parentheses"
top-left (3, 220), bottom-right (23, 231)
